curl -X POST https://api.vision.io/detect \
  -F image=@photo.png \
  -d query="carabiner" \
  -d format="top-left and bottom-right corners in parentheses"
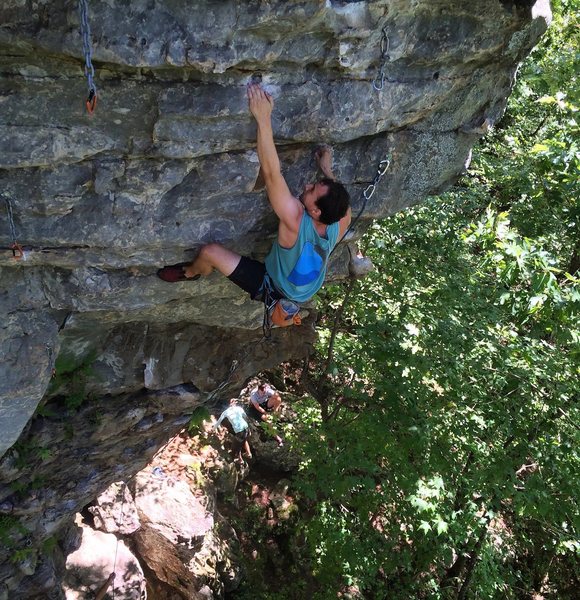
top-left (377, 159), bottom-right (391, 177)
top-left (363, 184), bottom-right (376, 200)
top-left (372, 70), bottom-right (385, 91)
top-left (380, 28), bottom-right (390, 58)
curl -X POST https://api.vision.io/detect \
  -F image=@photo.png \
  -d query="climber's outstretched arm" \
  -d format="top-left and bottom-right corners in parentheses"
top-left (316, 146), bottom-right (352, 238)
top-left (247, 84), bottom-right (302, 233)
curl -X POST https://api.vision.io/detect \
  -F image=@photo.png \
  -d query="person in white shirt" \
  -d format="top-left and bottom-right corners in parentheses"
top-left (213, 399), bottom-right (252, 461)
top-left (249, 383), bottom-right (283, 447)
top-left (249, 383), bottom-right (281, 417)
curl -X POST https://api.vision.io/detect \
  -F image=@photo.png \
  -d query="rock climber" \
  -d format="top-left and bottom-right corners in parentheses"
top-left (248, 382), bottom-right (284, 447)
top-left (212, 398), bottom-right (252, 461)
top-left (157, 83), bottom-right (352, 307)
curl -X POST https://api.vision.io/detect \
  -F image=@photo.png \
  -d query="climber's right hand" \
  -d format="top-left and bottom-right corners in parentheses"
top-left (247, 83), bottom-right (273, 123)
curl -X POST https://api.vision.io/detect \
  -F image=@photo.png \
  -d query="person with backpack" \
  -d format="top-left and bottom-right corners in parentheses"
top-left (158, 83), bottom-right (351, 323)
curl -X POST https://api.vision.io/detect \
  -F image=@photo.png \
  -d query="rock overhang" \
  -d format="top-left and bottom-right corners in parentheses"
top-left (0, 1), bottom-right (551, 593)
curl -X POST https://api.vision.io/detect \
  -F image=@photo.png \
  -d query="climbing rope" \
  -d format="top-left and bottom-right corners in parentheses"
top-left (46, 344), bottom-right (56, 377)
top-left (109, 481), bottom-right (126, 600)
top-left (372, 27), bottom-right (390, 91)
top-left (78, 0), bottom-right (97, 113)
top-left (332, 153), bottom-right (392, 253)
top-left (206, 359), bottom-right (241, 404)
top-left (331, 23), bottom-right (394, 251)
top-left (2, 197), bottom-right (23, 259)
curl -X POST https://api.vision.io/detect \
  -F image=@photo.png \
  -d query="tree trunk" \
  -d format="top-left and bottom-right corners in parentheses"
top-left (457, 519), bottom-right (491, 600)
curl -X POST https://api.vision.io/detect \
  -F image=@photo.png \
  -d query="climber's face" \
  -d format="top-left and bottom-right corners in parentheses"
top-left (300, 181), bottom-right (328, 222)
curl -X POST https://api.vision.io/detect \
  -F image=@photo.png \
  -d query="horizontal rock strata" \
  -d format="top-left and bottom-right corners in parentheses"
top-left (0, 0), bottom-right (550, 597)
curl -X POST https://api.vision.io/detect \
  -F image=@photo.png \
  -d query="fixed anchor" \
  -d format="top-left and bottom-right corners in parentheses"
top-left (78, 0), bottom-right (98, 113)
top-left (3, 197), bottom-right (24, 260)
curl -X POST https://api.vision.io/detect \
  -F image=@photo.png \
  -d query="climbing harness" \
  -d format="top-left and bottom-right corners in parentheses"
top-left (2, 197), bottom-right (24, 259)
top-left (256, 148), bottom-right (393, 337)
top-left (372, 27), bottom-right (390, 91)
top-left (78, 0), bottom-right (97, 113)
top-left (260, 274), bottom-right (302, 339)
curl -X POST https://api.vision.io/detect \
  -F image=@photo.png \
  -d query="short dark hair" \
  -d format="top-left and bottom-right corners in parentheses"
top-left (315, 178), bottom-right (350, 225)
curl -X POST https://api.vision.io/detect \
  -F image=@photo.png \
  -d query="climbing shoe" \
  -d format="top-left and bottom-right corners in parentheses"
top-left (157, 262), bottom-right (201, 283)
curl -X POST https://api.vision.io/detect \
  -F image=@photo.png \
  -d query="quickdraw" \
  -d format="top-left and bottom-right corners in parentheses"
top-left (332, 153), bottom-right (392, 253)
top-left (3, 197), bottom-right (24, 260)
top-left (331, 25), bottom-right (393, 253)
top-left (372, 27), bottom-right (390, 91)
top-left (78, 0), bottom-right (97, 113)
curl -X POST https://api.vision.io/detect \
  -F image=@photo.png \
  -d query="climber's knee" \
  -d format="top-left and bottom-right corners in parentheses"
top-left (198, 243), bottom-right (241, 277)
top-left (199, 243), bottom-right (222, 262)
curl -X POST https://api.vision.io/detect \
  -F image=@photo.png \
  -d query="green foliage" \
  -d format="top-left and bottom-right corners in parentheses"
top-left (188, 406), bottom-right (211, 434)
top-left (9, 547), bottom-right (35, 565)
top-left (472, 4), bottom-right (579, 267)
top-left (0, 515), bottom-right (27, 549)
top-left (11, 439), bottom-right (53, 470)
top-left (229, 485), bottom-right (312, 600)
top-left (48, 350), bottom-right (98, 411)
top-left (41, 536), bottom-right (58, 554)
top-left (273, 7), bottom-right (579, 599)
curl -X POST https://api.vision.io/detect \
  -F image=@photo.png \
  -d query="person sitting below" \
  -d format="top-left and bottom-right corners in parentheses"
top-left (157, 84), bottom-right (351, 310)
top-left (249, 382), bottom-right (281, 419)
top-left (212, 398), bottom-right (252, 461)
top-left (248, 382), bottom-right (284, 447)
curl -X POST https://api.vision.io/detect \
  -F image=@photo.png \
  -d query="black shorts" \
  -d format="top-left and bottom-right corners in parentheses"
top-left (233, 428), bottom-right (250, 443)
top-left (224, 420), bottom-right (249, 440)
top-left (228, 256), bottom-right (283, 301)
top-left (248, 403), bottom-right (273, 421)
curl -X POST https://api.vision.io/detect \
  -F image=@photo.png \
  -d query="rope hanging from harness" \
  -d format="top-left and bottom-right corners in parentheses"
top-left (78, 0), bottom-right (97, 113)
top-left (3, 197), bottom-right (24, 260)
top-left (109, 481), bottom-right (126, 600)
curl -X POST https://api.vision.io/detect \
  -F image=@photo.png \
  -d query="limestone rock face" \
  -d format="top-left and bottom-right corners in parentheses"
top-left (88, 482), bottom-right (141, 535)
top-left (63, 517), bottom-right (146, 600)
top-left (0, 0), bottom-right (550, 597)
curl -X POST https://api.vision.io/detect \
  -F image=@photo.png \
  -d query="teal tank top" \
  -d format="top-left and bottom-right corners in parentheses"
top-left (265, 213), bottom-right (339, 303)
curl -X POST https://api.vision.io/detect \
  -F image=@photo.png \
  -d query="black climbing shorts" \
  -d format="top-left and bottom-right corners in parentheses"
top-left (248, 403), bottom-right (273, 421)
top-left (233, 428), bottom-right (250, 443)
top-left (228, 256), bottom-right (282, 301)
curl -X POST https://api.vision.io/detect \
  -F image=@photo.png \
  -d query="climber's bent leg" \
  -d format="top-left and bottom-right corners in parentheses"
top-left (243, 439), bottom-right (252, 459)
top-left (185, 243), bottom-right (242, 278)
top-left (267, 393), bottom-right (282, 412)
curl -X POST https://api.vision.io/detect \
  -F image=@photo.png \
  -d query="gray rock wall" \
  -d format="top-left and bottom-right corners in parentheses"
top-left (0, 1), bottom-right (550, 597)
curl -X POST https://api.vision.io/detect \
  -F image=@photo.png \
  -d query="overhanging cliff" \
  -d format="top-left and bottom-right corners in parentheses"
top-left (0, 1), bottom-right (550, 596)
